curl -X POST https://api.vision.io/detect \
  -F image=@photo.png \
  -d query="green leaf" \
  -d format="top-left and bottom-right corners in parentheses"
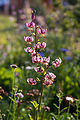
top-left (28, 114), bottom-right (33, 120)
top-left (60, 107), bottom-right (68, 113)
top-left (31, 101), bottom-right (38, 110)
top-left (53, 104), bottom-right (59, 109)
top-left (9, 96), bottom-right (15, 102)
top-left (73, 113), bottom-right (77, 117)
top-left (0, 113), bottom-right (2, 119)
top-left (50, 113), bottom-right (58, 120)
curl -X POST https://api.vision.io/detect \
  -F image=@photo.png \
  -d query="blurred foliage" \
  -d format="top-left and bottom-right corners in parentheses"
top-left (0, 0), bottom-right (80, 119)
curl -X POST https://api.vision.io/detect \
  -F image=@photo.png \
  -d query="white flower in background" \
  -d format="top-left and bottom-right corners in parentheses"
top-left (66, 96), bottom-right (74, 103)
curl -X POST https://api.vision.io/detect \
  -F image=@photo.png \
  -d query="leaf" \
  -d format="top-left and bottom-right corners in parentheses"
top-left (53, 104), bottom-right (59, 109)
top-left (0, 113), bottom-right (2, 119)
top-left (50, 113), bottom-right (58, 120)
top-left (28, 114), bottom-right (33, 120)
top-left (60, 107), bottom-right (68, 113)
top-left (73, 113), bottom-right (77, 117)
top-left (31, 101), bottom-right (38, 110)
top-left (9, 96), bottom-right (15, 102)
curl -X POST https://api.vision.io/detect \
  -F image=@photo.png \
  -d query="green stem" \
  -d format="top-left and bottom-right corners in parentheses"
top-left (7, 69), bottom-right (15, 120)
top-left (42, 110), bottom-right (45, 120)
top-left (76, 101), bottom-right (79, 120)
top-left (17, 104), bottom-right (20, 120)
top-left (67, 101), bottom-right (70, 114)
top-left (58, 99), bottom-right (60, 116)
top-left (13, 69), bottom-right (16, 120)
top-left (58, 95), bottom-right (61, 117)
top-left (38, 80), bottom-right (43, 112)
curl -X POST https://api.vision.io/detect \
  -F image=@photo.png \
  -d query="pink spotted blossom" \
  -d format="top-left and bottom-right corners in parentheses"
top-left (24, 47), bottom-right (35, 54)
top-left (32, 56), bottom-right (43, 63)
top-left (43, 80), bottom-right (53, 86)
top-left (26, 22), bottom-right (35, 28)
top-left (43, 72), bottom-right (56, 86)
top-left (24, 36), bottom-right (34, 42)
top-left (38, 28), bottom-right (47, 34)
top-left (42, 57), bottom-right (50, 66)
top-left (52, 57), bottom-right (62, 68)
top-left (31, 51), bottom-right (36, 56)
top-left (37, 42), bottom-right (46, 49)
top-left (45, 72), bottom-right (56, 81)
top-left (34, 67), bottom-right (44, 73)
top-left (27, 78), bottom-right (37, 85)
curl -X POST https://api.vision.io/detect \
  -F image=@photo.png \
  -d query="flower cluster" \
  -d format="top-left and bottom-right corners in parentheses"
top-left (24, 10), bottom-right (62, 86)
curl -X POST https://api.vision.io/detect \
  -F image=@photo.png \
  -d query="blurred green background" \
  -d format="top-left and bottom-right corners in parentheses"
top-left (0, 0), bottom-right (80, 119)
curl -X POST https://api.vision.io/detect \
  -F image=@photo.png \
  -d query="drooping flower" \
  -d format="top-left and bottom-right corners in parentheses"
top-left (37, 42), bottom-right (46, 49)
top-left (27, 78), bottom-right (37, 85)
top-left (43, 72), bottom-right (56, 86)
top-left (34, 66), bottom-right (44, 73)
top-left (15, 93), bottom-right (24, 98)
top-left (38, 28), bottom-right (47, 35)
top-left (24, 47), bottom-right (35, 54)
top-left (31, 50), bottom-right (36, 56)
top-left (52, 57), bottom-right (62, 68)
top-left (42, 105), bottom-right (50, 111)
top-left (10, 64), bottom-right (18, 68)
top-left (32, 56), bottom-right (43, 64)
top-left (42, 57), bottom-right (50, 66)
top-left (43, 80), bottom-right (53, 86)
top-left (26, 22), bottom-right (35, 28)
top-left (24, 36), bottom-right (34, 42)
top-left (45, 72), bottom-right (56, 81)
top-left (66, 96), bottom-right (74, 103)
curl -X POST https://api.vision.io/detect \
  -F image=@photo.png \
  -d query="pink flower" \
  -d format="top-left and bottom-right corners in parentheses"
top-left (45, 72), bottom-right (56, 81)
top-left (32, 56), bottom-right (43, 63)
top-left (34, 67), bottom-right (44, 73)
top-left (52, 57), bottom-right (62, 68)
top-left (31, 51), bottom-right (36, 56)
top-left (43, 80), bottom-right (53, 86)
top-left (27, 78), bottom-right (37, 85)
top-left (37, 42), bottom-right (46, 49)
top-left (24, 47), bottom-right (35, 54)
top-left (42, 57), bottom-right (50, 66)
top-left (43, 72), bottom-right (56, 86)
top-left (38, 28), bottom-right (47, 34)
top-left (24, 36), bottom-right (34, 42)
top-left (26, 22), bottom-right (35, 28)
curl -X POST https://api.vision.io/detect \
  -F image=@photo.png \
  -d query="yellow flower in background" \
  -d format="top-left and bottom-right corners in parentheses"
top-left (0, 95), bottom-right (3, 100)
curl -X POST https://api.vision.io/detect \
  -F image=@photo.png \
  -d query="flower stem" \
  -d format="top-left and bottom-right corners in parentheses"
top-left (34, 10), bottom-right (38, 58)
top-left (76, 101), bottom-right (79, 120)
top-left (12, 69), bottom-right (17, 120)
top-left (38, 79), bottom-right (43, 112)
top-left (42, 110), bottom-right (45, 120)
top-left (7, 69), bottom-right (15, 120)
top-left (17, 104), bottom-right (20, 120)
top-left (67, 101), bottom-right (70, 114)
